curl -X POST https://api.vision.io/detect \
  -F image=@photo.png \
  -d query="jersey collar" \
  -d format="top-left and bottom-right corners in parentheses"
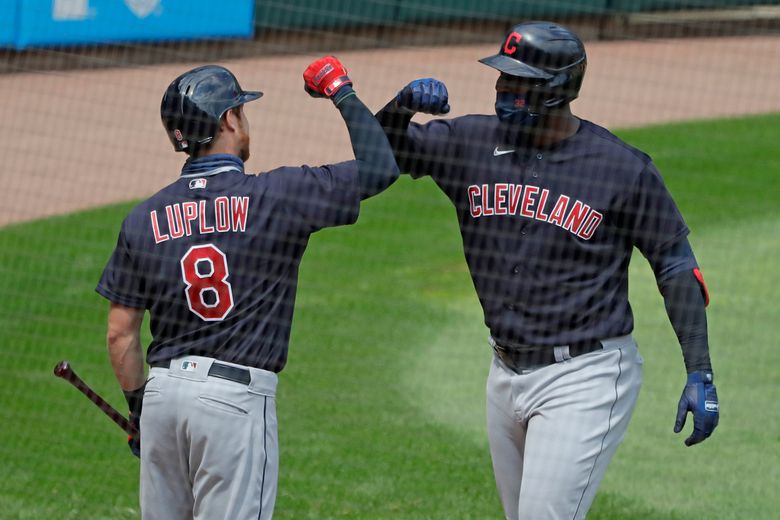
top-left (494, 116), bottom-right (586, 158)
top-left (180, 154), bottom-right (245, 178)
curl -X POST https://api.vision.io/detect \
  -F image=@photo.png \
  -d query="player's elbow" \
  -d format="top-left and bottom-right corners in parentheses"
top-left (386, 158), bottom-right (401, 183)
top-left (106, 303), bottom-right (144, 350)
top-left (106, 326), bottom-right (139, 352)
top-left (358, 158), bottom-right (399, 199)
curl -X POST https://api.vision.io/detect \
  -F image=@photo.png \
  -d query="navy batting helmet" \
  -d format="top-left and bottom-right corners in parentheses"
top-left (479, 21), bottom-right (586, 109)
top-left (161, 65), bottom-right (263, 153)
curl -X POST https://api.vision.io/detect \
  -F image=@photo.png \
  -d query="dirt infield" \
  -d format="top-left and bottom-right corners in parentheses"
top-left (1, 35), bottom-right (778, 226)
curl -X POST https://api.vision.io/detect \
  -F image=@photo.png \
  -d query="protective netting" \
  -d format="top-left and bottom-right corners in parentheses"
top-left (0, 2), bottom-right (778, 519)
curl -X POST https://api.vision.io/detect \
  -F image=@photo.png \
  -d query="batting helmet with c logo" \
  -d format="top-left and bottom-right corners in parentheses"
top-left (480, 21), bottom-right (587, 109)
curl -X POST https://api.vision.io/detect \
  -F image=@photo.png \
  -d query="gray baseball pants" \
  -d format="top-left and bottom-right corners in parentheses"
top-left (486, 335), bottom-right (643, 520)
top-left (140, 356), bottom-right (278, 520)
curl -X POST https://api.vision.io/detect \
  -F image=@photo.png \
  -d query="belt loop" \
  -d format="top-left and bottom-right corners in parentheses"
top-left (553, 345), bottom-right (571, 362)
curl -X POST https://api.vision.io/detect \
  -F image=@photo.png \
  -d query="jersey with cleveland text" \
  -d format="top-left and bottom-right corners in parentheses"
top-left (401, 116), bottom-right (692, 346)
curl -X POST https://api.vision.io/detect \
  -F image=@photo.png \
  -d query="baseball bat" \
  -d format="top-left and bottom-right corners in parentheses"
top-left (53, 360), bottom-right (138, 436)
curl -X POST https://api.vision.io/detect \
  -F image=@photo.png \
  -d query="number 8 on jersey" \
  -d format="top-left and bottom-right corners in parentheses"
top-left (180, 244), bottom-right (234, 321)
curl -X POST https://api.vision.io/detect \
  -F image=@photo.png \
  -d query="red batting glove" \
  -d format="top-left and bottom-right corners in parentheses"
top-left (303, 56), bottom-right (352, 98)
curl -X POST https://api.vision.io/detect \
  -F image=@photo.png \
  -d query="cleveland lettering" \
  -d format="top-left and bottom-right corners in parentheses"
top-left (467, 183), bottom-right (603, 240)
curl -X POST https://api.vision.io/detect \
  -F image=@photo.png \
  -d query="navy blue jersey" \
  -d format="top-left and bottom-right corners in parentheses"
top-left (97, 154), bottom-right (360, 372)
top-left (399, 116), bottom-right (693, 346)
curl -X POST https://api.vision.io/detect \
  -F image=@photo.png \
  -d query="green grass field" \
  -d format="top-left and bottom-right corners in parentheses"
top-left (0, 113), bottom-right (777, 519)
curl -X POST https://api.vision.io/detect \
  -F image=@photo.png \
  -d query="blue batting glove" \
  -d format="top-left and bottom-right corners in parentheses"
top-left (674, 371), bottom-right (719, 446)
top-left (395, 78), bottom-right (450, 115)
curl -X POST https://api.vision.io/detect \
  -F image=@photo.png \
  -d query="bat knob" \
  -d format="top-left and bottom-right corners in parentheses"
top-left (53, 360), bottom-right (70, 377)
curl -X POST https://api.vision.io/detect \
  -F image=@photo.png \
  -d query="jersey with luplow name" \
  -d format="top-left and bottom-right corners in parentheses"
top-left (97, 154), bottom-right (360, 372)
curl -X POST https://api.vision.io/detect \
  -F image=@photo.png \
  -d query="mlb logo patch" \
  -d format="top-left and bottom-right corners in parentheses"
top-left (189, 178), bottom-right (207, 190)
top-left (181, 361), bottom-right (198, 371)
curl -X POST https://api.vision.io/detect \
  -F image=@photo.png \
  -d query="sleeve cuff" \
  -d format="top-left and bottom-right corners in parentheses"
top-left (95, 285), bottom-right (146, 309)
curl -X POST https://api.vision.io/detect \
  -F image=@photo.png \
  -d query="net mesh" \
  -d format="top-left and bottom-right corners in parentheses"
top-left (0, 1), bottom-right (778, 518)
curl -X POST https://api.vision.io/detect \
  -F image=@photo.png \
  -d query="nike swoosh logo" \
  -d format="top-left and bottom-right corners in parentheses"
top-left (493, 147), bottom-right (515, 156)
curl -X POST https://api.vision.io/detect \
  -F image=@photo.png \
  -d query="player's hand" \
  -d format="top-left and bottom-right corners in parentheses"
top-left (395, 78), bottom-right (450, 115)
top-left (124, 385), bottom-right (145, 459)
top-left (303, 56), bottom-right (353, 101)
top-left (674, 371), bottom-right (719, 446)
top-left (127, 412), bottom-right (141, 458)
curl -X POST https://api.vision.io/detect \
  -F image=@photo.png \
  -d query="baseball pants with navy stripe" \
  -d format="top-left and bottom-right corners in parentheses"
top-left (486, 335), bottom-right (643, 520)
top-left (140, 356), bottom-right (278, 520)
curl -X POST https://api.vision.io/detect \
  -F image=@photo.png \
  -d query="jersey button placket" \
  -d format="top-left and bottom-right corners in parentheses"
top-left (532, 153), bottom-right (541, 178)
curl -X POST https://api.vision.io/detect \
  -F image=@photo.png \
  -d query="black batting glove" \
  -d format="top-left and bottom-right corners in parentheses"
top-left (127, 413), bottom-right (141, 458)
top-left (124, 385), bottom-right (145, 459)
top-left (674, 371), bottom-right (719, 446)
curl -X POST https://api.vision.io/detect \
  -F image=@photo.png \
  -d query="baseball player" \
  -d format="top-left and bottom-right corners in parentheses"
top-left (96, 58), bottom-right (398, 519)
top-left (376, 21), bottom-right (719, 519)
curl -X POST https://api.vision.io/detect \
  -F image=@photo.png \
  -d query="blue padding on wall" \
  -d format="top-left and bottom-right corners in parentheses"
top-left (15, 0), bottom-right (255, 49)
top-left (0, 1), bottom-right (19, 47)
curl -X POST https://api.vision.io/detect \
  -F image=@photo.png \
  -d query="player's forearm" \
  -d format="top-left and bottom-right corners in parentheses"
top-left (335, 91), bottom-right (400, 199)
top-left (648, 239), bottom-right (713, 373)
top-left (375, 100), bottom-right (416, 174)
top-left (107, 304), bottom-right (146, 391)
top-left (659, 270), bottom-right (713, 373)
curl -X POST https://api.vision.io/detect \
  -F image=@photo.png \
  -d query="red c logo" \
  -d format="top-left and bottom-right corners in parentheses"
top-left (503, 32), bottom-right (522, 55)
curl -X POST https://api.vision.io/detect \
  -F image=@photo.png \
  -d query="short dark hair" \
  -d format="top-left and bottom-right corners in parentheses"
top-left (189, 106), bottom-right (242, 157)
